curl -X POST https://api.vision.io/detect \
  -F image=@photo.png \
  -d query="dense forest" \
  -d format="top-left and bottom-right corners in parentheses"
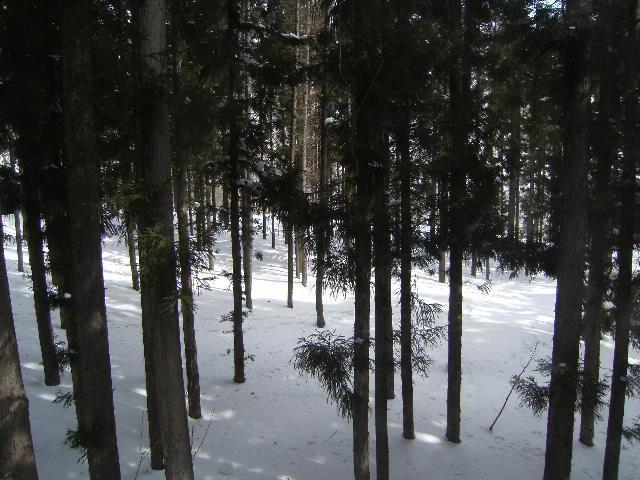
top-left (1, 0), bottom-right (639, 479)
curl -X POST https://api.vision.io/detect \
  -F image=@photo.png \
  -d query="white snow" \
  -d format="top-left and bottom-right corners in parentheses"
top-left (2, 214), bottom-right (639, 479)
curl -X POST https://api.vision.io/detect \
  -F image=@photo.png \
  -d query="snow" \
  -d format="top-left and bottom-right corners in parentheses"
top-left (2, 214), bottom-right (639, 480)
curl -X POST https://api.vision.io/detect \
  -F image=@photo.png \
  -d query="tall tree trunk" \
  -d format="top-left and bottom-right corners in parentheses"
top-left (602, 1), bottom-right (638, 476)
top-left (174, 162), bottom-right (202, 419)
top-left (445, 0), bottom-right (471, 444)
top-left (580, 0), bottom-right (618, 447)
top-left (136, 1), bottom-right (194, 477)
top-left (373, 144), bottom-right (392, 480)
top-left (171, 7), bottom-right (201, 420)
top-left (507, 83), bottom-right (522, 242)
top-left (315, 36), bottom-right (329, 328)
top-left (22, 201), bottom-right (60, 386)
top-left (543, 1), bottom-right (591, 478)
top-left (398, 107), bottom-right (415, 440)
top-left (0, 214), bottom-right (39, 480)
top-left (61, 2), bottom-right (122, 476)
top-left (228, 0), bottom-right (246, 384)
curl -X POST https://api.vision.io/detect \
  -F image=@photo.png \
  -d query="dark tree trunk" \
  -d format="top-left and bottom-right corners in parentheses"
top-left (315, 42), bottom-right (329, 328)
top-left (0, 214), bottom-right (39, 480)
top-left (125, 221), bottom-right (140, 291)
top-left (602, 2), bottom-right (638, 477)
top-left (22, 202), bottom-right (60, 386)
top-left (398, 107), bottom-right (415, 440)
top-left (241, 169), bottom-right (253, 310)
top-left (373, 144), bottom-right (392, 480)
top-left (228, 0), bottom-right (246, 384)
top-left (14, 211), bottom-right (24, 273)
top-left (61, 2), bottom-right (122, 476)
top-left (171, 8), bottom-right (201, 420)
top-left (445, 0), bottom-right (471, 445)
top-left (543, 1), bottom-right (591, 478)
top-left (136, 1), bottom-right (194, 477)
top-left (580, 0), bottom-right (618, 447)
top-left (262, 206), bottom-right (267, 240)
top-left (287, 223), bottom-right (294, 308)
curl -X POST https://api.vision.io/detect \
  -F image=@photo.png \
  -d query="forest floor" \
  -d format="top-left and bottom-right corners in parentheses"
top-left (4, 215), bottom-right (640, 480)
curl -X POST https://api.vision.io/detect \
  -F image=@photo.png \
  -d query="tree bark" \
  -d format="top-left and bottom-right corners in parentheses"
top-left (171, 6), bottom-right (201, 420)
top-left (22, 202), bottom-right (60, 386)
top-left (0, 214), bottom-right (39, 480)
top-left (136, 0), bottom-right (194, 477)
top-left (602, 1), bottom-right (638, 477)
top-left (398, 107), bottom-right (415, 440)
top-left (580, 0), bottom-right (618, 447)
top-left (543, 1), bottom-right (591, 478)
top-left (228, 0), bottom-right (246, 384)
top-left (61, 2), bottom-right (122, 476)
top-left (241, 168), bottom-right (253, 310)
top-left (373, 145), bottom-right (392, 480)
top-left (125, 221), bottom-right (140, 291)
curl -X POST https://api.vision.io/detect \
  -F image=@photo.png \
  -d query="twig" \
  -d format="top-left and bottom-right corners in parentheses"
top-left (192, 416), bottom-right (214, 460)
top-left (490, 340), bottom-right (539, 431)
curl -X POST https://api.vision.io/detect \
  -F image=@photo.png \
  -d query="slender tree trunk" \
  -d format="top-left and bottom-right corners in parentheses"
top-left (262, 207), bottom-right (267, 240)
top-left (241, 169), bottom-right (253, 310)
top-left (61, 2), bottom-right (122, 476)
top-left (315, 44), bottom-right (329, 328)
top-left (174, 162), bottom-right (201, 419)
top-left (580, 0), bottom-right (617, 447)
top-left (287, 223), bottom-right (294, 308)
top-left (14, 211), bottom-right (24, 273)
top-left (445, 0), bottom-right (471, 444)
top-left (602, 2), bottom-right (638, 476)
top-left (0, 214), bottom-right (39, 480)
top-left (543, 1), bottom-right (590, 478)
top-left (373, 147), bottom-right (392, 480)
top-left (125, 221), bottom-right (140, 291)
top-left (136, 1), bottom-right (194, 477)
top-left (228, 0), bottom-right (246, 384)
top-left (171, 9), bottom-right (201, 419)
top-left (22, 205), bottom-right (60, 386)
top-left (398, 107), bottom-right (415, 440)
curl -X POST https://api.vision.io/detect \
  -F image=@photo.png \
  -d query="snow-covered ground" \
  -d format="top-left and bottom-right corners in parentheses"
top-left (3, 214), bottom-right (639, 479)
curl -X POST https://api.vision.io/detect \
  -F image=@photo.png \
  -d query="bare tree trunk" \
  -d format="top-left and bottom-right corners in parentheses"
top-left (136, 1), bottom-right (194, 477)
top-left (602, 2), bottom-right (638, 476)
top-left (580, 0), bottom-right (618, 447)
top-left (543, 1), bottom-right (590, 478)
top-left (241, 169), bottom-right (253, 310)
top-left (22, 204), bottom-right (60, 386)
top-left (9, 153), bottom-right (24, 273)
top-left (61, 2), bottom-right (122, 475)
top-left (398, 106), bottom-right (415, 440)
top-left (373, 147), bottom-right (392, 480)
top-left (287, 223), bottom-right (294, 308)
top-left (228, 0), bottom-right (246, 384)
top-left (0, 214), bottom-right (39, 480)
top-left (125, 221), bottom-right (140, 291)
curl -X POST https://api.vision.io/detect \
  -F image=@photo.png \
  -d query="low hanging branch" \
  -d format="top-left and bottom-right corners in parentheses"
top-left (489, 340), bottom-right (539, 432)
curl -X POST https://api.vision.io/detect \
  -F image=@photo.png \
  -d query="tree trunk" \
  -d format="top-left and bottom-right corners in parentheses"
top-left (580, 0), bottom-right (618, 447)
top-left (61, 2), bottom-right (122, 475)
top-left (228, 0), bottom-right (246, 384)
top-left (125, 221), bottom-right (140, 291)
top-left (22, 204), bottom-right (60, 386)
top-left (287, 223), bottom-right (294, 308)
top-left (0, 214), bottom-right (39, 480)
top-left (136, 1), bottom-right (194, 477)
top-left (174, 162), bottom-right (201, 419)
top-left (543, 1), bottom-right (591, 478)
top-left (373, 145), bottom-right (392, 480)
top-left (171, 8), bottom-right (202, 420)
top-left (602, 2), bottom-right (638, 477)
top-left (241, 169), bottom-right (253, 310)
top-left (398, 107), bottom-right (415, 440)
top-left (445, 0), bottom-right (471, 444)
